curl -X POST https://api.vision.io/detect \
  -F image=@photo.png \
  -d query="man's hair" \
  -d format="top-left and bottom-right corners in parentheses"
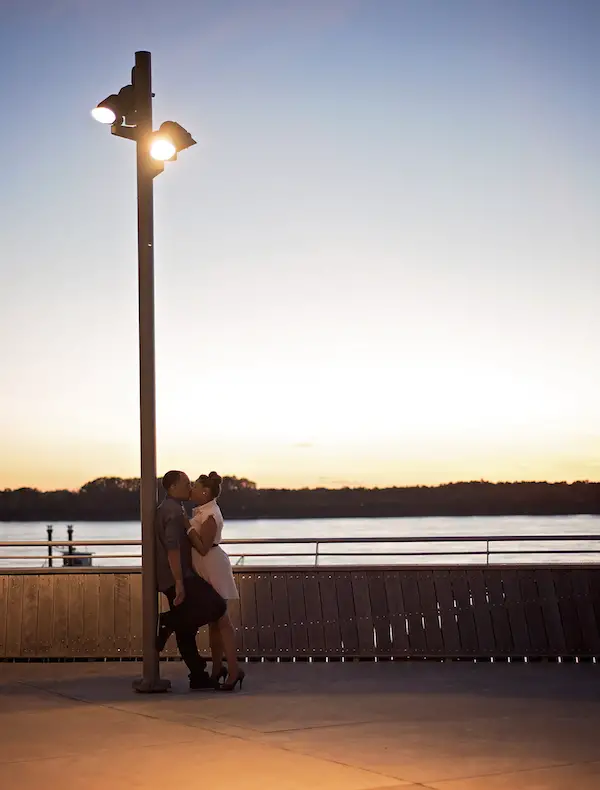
top-left (161, 470), bottom-right (182, 492)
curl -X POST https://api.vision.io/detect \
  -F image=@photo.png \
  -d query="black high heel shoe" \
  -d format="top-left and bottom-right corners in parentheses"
top-left (219, 669), bottom-right (245, 692)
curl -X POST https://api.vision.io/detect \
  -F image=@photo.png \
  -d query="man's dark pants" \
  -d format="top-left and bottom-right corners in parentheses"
top-left (162, 574), bottom-right (226, 681)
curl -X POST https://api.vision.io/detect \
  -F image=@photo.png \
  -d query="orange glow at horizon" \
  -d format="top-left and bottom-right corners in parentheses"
top-left (2, 354), bottom-right (600, 491)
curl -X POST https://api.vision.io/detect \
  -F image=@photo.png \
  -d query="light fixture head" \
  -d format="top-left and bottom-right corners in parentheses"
top-left (91, 95), bottom-right (119, 124)
top-left (149, 121), bottom-right (196, 161)
top-left (91, 85), bottom-right (135, 126)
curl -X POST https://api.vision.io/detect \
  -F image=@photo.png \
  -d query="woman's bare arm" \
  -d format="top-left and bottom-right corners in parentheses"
top-left (186, 515), bottom-right (218, 556)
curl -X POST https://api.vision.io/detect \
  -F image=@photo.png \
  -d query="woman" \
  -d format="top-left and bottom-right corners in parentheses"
top-left (186, 472), bottom-right (244, 691)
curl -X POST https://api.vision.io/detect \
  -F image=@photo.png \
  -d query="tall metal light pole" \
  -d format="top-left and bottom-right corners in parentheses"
top-left (131, 50), bottom-right (165, 694)
top-left (92, 51), bottom-right (196, 694)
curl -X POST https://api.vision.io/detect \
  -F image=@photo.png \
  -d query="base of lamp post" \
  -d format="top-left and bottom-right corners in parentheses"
top-left (132, 676), bottom-right (171, 694)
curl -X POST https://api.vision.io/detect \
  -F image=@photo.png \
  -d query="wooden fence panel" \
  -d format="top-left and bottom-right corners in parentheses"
top-left (553, 569), bottom-right (584, 655)
top-left (20, 575), bottom-right (39, 658)
top-left (303, 572), bottom-right (326, 655)
top-left (238, 573), bottom-right (259, 656)
top-left (82, 574), bottom-right (100, 656)
top-left (537, 569), bottom-right (565, 656)
top-left (588, 570), bottom-right (600, 646)
top-left (98, 572), bottom-right (117, 657)
top-left (0, 575), bottom-right (8, 658)
top-left (352, 571), bottom-right (376, 657)
top-left (452, 571), bottom-right (479, 656)
top-left (35, 574), bottom-right (54, 657)
top-left (384, 571), bottom-right (409, 655)
top-left (255, 573), bottom-right (276, 656)
top-left (1, 567), bottom-right (599, 660)
top-left (402, 571), bottom-right (427, 654)
top-left (519, 571), bottom-right (548, 657)
top-left (113, 574), bottom-right (131, 656)
top-left (319, 572), bottom-right (342, 656)
top-left (434, 570), bottom-right (461, 656)
top-left (468, 570), bottom-right (495, 656)
top-left (484, 569), bottom-right (513, 656)
top-left (228, 597), bottom-right (242, 653)
top-left (5, 575), bottom-right (24, 658)
top-left (367, 573), bottom-right (392, 655)
top-left (67, 574), bottom-right (85, 657)
top-left (52, 571), bottom-right (69, 657)
top-left (502, 570), bottom-right (531, 656)
top-left (418, 573), bottom-right (444, 656)
top-left (129, 574), bottom-right (143, 657)
top-left (271, 573), bottom-right (292, 657)
top-left (286, 573), bottom-right (309, 656)
top-left (571, 571), bottom-right (600, 656)
top-left (335, 572), bottom-right (359, 655)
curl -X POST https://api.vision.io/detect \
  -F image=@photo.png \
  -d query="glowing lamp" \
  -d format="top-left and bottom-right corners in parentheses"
top-left (91, 85), bottom-right (135, 127)
top-left (150, 138), bottom-right (177, 161)
top-left (91, 105), bottom-right (117, 124)
top-left (149, 121), bottom-right (196, 161)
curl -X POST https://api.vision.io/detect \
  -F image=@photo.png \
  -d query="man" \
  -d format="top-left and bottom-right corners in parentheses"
top-left (155, 469), bottom-right (226, 690)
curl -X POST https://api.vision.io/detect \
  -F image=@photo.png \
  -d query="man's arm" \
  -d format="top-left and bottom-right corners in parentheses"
top-left (164, 510), bottom-right (186, 605)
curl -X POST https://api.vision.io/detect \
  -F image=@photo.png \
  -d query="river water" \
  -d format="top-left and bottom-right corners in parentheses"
top-left (1, 514), bottom-right (600, 568)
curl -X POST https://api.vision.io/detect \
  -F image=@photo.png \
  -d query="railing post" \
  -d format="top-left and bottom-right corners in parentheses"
top-left (486, 540), bottom-right (490, 565)
top-left (315, 541), bottom-right (320, 567)
top-left (47, 525), bottom-right (53, 568)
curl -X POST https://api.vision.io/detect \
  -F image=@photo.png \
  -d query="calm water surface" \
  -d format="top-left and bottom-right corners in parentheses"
top-left (1, 515), bottom-right (600, 568)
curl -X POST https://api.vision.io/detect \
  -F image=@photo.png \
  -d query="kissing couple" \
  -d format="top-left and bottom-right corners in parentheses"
top-left (154, 470), bottom-right (244, 691)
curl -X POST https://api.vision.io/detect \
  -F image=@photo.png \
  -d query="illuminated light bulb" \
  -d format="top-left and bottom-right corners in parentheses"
top-left (150, 138), bottom-right (177, 161)
top-left (92, 106), bottom-right (117, 124)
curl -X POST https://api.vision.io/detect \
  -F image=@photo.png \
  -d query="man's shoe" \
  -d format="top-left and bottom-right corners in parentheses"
top-left (189, 672), bottom-right (218, 691)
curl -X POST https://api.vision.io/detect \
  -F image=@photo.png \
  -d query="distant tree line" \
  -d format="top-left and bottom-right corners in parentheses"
top-left (1, 477), bottom-right (599, 521)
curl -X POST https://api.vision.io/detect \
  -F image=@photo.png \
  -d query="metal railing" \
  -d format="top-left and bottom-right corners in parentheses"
top-left (1, 534), bottom-right (600, 569)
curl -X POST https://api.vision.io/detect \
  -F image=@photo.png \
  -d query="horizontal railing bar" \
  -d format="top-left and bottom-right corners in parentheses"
top-left (315, 549), bottom-right (600, 556)
top-left (2, 562), bottom-right (600, 576)
top-left (216, 535), bottom-right (600, 544)
top-left (1, 534), bottom-right (600, 548)
top-left (0, 551), bottom-right (488, 560)
top-left (1, 554), bottom-right (142, 561)
top-left (0, 541), bottom-right (144, 547)
top-left (2, 550), bottom-right (600, 562)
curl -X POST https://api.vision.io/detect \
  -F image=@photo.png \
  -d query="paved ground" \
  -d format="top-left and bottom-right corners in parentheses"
top-left (0, 659), bottom-right (599, 789)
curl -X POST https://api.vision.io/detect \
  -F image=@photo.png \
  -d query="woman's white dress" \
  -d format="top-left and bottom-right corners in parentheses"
top-left (188, 500), bottom-right (239, 600)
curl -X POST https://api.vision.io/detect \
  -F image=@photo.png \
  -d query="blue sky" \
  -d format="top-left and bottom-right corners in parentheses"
top-left (1, 1), bottom-right (599, 490)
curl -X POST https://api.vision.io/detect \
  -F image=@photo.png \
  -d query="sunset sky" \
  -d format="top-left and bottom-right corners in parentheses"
top-left (1, 1), bottom-right (599, 491)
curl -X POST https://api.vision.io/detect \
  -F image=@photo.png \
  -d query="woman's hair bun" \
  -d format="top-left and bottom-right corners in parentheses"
top-left (208, 471), bottom-right (222, 484)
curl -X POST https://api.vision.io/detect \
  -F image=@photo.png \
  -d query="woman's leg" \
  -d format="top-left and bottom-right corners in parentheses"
top-left (218, 610), bottom-right (240, 678)
top-left (208, 621), bottom-right (224, 679)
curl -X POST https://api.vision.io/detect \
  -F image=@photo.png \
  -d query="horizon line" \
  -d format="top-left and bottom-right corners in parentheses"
top-left (3, 477), bottom-right (599, 494)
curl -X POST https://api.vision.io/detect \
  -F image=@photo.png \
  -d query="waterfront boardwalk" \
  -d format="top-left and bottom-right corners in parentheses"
top-left (1, 660), bottom-right (599, 789)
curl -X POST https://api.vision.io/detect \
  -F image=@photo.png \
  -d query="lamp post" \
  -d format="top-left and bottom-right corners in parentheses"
top-left (92, 51), bottom-right (196, 693)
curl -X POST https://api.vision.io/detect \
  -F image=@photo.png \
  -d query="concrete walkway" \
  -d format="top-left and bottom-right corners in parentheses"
top-left (1, 660), bottom-right (599, 789)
